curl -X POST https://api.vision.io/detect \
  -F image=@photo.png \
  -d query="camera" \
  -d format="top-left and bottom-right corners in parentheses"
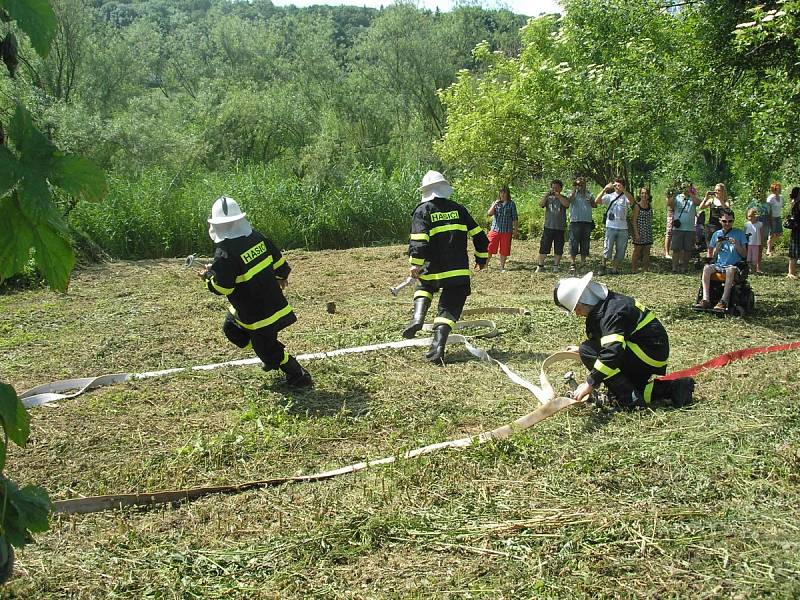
top-left (672, 219), bottom-right (682, 228)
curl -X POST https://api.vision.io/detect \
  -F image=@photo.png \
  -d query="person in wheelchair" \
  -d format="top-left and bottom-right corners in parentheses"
top-left (695, 209), bottom-right (748, 311)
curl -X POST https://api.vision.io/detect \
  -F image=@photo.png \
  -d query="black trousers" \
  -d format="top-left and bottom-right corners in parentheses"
top-left (414, 283), bottom-right (470, 323)
top-left (579, 339), bottom-right (671, 403)
top-left (223, 313), bottom-right (286, 370)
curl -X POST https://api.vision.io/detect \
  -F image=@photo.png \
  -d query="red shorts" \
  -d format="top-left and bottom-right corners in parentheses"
top-left (487, 230), bottom-right (513, 257)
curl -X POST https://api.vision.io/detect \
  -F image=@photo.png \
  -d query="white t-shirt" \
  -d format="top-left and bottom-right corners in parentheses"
top-left (600, 193), bottom-right (630, 230)
top-left (767, 193), bottom-right (783, 217)
top-left (744, 221), bottom-right (763, 246)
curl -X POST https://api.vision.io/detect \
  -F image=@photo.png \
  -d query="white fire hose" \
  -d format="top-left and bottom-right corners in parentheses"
top-left (20, 309), bottom-right (583, 514)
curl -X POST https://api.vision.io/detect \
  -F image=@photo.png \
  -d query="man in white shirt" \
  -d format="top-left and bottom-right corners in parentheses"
top-left (594, 178), bottom-right (633, 275)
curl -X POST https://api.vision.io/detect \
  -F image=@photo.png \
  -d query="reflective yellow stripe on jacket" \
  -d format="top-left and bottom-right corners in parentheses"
top-left (235, 255), bottom-right (274, 284)
top-left (236, 304), bottom-right (294, 331)
top-left (419, 268), bottom-right (472, 281)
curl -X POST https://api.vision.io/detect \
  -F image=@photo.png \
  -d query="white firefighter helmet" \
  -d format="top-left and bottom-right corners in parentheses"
top-left (208, 196), bottom-right (247, 224)
top-left (417, 170), bottom-right (454, 202)
top-left (553, 271), bottom-right (608, 314)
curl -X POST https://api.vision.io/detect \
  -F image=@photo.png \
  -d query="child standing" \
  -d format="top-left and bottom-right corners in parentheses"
top-left (486, 186), bottom-right (518, 272)
top-left (631, 187), bottom-right (653, 272)
top-left (744, 207), bottom-right (764, 274)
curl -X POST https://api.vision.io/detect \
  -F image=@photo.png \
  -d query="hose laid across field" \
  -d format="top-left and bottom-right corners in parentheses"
top-left (19, 308), bottom-right (585, 515)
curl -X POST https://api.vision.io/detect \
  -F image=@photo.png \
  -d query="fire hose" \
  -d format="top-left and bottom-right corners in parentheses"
top-left (19, 309), bottom-right (586, 515)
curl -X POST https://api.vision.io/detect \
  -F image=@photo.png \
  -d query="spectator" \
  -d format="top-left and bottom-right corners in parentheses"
top-left (766, 182), bottom-right (783, 256)
top-left (754, 189), bottom-right (772, 256)
top-left (699, 183), bottom-right (731, 258)
top-left (553, 272), bottom-right (695, 408)
top-left (695, 209), bottom-right (748, 311)
top-left (631, 187), bottom-right (653, 272)
top-left (664, 200), bottom-right (674, 259)
top-left (744, 208), bottom-right (764, 274)
top-left (667, 181), bottom-right (701, 273)
top-left (788, 186), bottom-right (800, 279)
top-left (536, 180), bottom-right (570, 273)
top-left (486, 186), bottom-right (519, 273)
top-left (567, 176), bottom-right (595, 273)
top-left (594, 178), bottom-right (633, 275)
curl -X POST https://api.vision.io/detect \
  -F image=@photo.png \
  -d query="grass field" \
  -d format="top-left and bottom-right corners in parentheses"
top-left (1, 240), bottom-right (799, 598)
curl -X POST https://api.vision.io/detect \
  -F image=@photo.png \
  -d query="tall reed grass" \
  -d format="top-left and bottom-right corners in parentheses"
top-left (69, 164), bottom-right (423, 258)
top-left (71, 167), bottom-right (764, 260)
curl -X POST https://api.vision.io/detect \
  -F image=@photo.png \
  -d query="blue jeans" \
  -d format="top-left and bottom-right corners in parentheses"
top-left (603, 228), bottom-right (628, 261)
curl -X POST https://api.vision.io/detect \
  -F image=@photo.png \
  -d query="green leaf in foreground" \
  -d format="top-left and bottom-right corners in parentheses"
top-left (51, 154), bottom-right (107, 203)
top-left (0, 0), bottom-right (56, 58)
top-left (0, 477), bottom-right (51, 548)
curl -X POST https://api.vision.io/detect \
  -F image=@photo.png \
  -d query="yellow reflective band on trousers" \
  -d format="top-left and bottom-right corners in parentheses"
top-left (419, 269), bottom-right (472, 281)
top-left (409, 232), bottom-right (430, 241)
top-left (280, 351), bottom-right (289, 365)
top-left (272, 256), bottom-right (286, 270)
top-left (429, 224), bottom-right (467, 237)
top-left (593, 359), bottom-right (620, 379)
top-left (644, 381), bottom-right (654, 405)
top-left (468, 225), bottom-right (483, 237)
top-left (627, 341), bottom-right (668, 367)
top-left (474, 251), bottom-right (489, 259)
top-left (409, 256), bottom-right (425, 266)
top-left (236, 304), bottom-right (294, 331)
top-left (600, 333), bottom-right (625, 347)
top-left (433, 316), bottom-right (455, 328)
top-left (414, 290), bottom-right (433, 300)
top-left (235, 255), bottom-right (274, 284)
top-left (210, 276), bottom-right (234, 296)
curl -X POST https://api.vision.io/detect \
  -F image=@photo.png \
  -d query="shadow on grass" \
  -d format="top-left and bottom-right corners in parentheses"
top-left (271, 383), bottom-right (372, 418)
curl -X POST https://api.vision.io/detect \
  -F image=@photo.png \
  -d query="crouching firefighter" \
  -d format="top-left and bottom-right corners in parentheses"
top-left (200, 196), bottom-right (313, 388)
top-left (553, 272), bottom-right (694, 408)
top-left (403, 171), bottom-right (490, 363)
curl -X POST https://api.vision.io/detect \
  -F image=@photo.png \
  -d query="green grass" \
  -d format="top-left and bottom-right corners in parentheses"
top-left (1, 241), bottom-right (799, 598)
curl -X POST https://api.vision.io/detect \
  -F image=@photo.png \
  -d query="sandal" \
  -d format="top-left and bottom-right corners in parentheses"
top-left (713, 300), bottom-right (728, 311)
top-left (694, 299), bottom-right (711, 309)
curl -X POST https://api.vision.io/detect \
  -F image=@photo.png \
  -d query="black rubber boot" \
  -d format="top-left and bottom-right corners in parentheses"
top-left (403, 297), bottom-right (431, 339)
top-left (605, 375), bottom-right (645, 409)
top-left (280, 356), bottom-right (313, 388)
top-left (668, 377), bottom-right (695, 407)
top-left (425, 324), bottom-right (451, 363)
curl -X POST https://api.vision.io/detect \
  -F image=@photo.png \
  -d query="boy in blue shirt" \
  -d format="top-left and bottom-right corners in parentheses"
top-left (695, 210), bottom-right (748, 311)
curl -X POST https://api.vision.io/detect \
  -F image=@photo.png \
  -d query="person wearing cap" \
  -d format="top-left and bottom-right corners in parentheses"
top-left (403, 170), bottom-right (490, 363)
top-left (553, 272), bottom-right (695, 408)
top-left (200, 196), bottom-right (312, 387)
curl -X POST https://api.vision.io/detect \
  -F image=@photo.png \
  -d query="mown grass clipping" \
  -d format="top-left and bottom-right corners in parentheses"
top-left (1, 241), bottom-right (799, 598)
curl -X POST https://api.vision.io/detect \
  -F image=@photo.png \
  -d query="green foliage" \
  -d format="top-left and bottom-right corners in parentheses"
top-left (0, 0), bottom-right (57, 57)
top-left (0, 104), bottom-right (105, 291)
top-left (69, 163), bottom-right (421, 257)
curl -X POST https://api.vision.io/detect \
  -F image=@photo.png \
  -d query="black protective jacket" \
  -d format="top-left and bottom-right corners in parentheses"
top-left (408, 197), bottom-right (490, 288)
top-left (585, 291), bottom-right (669, 386)
top-left (206, 231), bottom-right (297, 334)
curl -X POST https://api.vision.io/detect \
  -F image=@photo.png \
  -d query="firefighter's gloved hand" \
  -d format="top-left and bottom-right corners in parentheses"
top-left (474, 262), bottom-right (484, 271)
top-left (409, 265), bottom-right (420, 279)
top-left (277, 278), bottom-right (288, 290)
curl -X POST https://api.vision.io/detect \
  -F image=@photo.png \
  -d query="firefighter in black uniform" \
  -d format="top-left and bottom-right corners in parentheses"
top-left (553, 272), bottom-right (694, 407)
top-left (403, 171), bottom-right (490, 363)
top-left (200, 196), bottom-right (312, 387)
